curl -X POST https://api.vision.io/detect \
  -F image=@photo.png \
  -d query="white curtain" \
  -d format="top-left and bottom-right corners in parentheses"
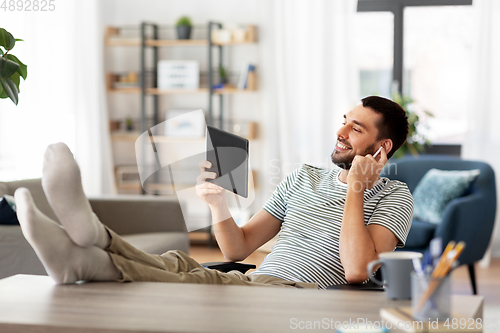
top-left (0, 1), bottom-right (115, 195)
top-left (257, 0), bottom-right (358, 201)
top-left (72, 1), bottom-right (116, 196)
top-left (462, 0), bottom-right (500, 261)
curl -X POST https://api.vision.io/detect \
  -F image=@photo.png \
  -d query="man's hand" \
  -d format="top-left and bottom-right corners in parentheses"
top-left (195, 160), bottom-right (282, 262)
top-left (341, 146), bottom-right (395, 283)
top-left (195, 161), bottom-right (226, 208)
top-left (347, 147), bottom-right (388, 191)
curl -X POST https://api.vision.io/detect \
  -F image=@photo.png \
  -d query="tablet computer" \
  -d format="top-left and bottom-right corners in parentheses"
top-left (206, 125), bottom-right (249, 198)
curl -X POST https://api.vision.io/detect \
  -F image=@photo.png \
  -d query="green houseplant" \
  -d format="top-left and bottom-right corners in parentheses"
top-left (175, 16), bottom-right (192, 40)
top-left (392, 92), bottom-right (434, 159)
top-left (0, 28), bottom-right (28, 105)
top-left (219, 64), bottom-right (228, 85)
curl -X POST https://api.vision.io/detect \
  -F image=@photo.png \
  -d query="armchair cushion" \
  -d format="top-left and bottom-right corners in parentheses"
top-left (403, 219), bottom-right (436, 249)
top-left (412, 168), bottom-right (480, 224)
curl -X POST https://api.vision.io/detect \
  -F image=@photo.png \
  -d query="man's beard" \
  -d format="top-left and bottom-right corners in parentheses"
top-left (330, 143), bottom-right (377, 170)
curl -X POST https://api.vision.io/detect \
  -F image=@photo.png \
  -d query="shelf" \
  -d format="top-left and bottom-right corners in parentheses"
top-left (148, 39), bottom-right (208, 47)
top-left (105, 25), bottom-right (258, 48)
top-left (108, 87), bottom-right (207, 94)
top-left (108, 87), bottom-right (142, 94)
top-left (211, 41), bottom-right (257, 46)
top-left (106, 38), bottom-right (256, 47)
top-left (108, 86), bottom-right (256, 95)
top-left (213, 86), bottom-right (256, 95)
top-left (107, 23), bottom-right (259, 198)
top-left (111, 129), bottom-right (257, 142)
top-left (116, 182), bottom-right (193, 192)
top-left (147, 88), bottom-right (209, 95)
top-left (111, 132), bottom-right (205, 143)
top-left (106, 38), bottom-right (208, 47)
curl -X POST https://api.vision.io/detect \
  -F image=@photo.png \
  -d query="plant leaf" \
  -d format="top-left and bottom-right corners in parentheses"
top-left (0, 48), bottom-right (3, 56)
top-left (15, 39), bottom-right (23, 42)
top-left (0, 77), bottom-right (19, 105)
top-left (5, 54), bottom-right (27, 80)
top-left (10, 71), bottom-right (20, 93)
top-left (0, 84), bottom-right (6, 98)
top-left (0, 28), bottom-right (16, 51)
top-left (0, 57), bottom-right (20, 78)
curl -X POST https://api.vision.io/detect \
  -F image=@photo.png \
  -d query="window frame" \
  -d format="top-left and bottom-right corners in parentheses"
top-left (357, 0), bottom-right (472, 95)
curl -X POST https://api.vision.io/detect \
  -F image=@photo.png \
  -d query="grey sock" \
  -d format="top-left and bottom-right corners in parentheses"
top-left (42, 143), bottom-right (109, 248)
top-left (15, 187), bottom-right (120, 284)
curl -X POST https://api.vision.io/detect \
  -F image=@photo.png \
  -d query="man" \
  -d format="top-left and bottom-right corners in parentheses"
top-left (15, 96), bottom-right (413, 290)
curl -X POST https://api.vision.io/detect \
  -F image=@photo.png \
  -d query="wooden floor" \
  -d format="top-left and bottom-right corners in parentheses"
top-left (190, 244), bottom-right (500, 329)
top-left (450, 258), bottom-right (500, 330)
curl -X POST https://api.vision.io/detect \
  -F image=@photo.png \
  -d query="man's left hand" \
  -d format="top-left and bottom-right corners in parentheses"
top-left (347, 147), bottom-right (388, 191)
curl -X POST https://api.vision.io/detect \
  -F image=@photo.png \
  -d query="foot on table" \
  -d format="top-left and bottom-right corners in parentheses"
top-left (42, 142), bottom-right (109, 248)
top-left (15, 187), bottom-right (120, 284)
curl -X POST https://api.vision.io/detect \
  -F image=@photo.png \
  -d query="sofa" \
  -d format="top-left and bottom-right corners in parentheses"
top-left (0, 178), bottom-right (189, 279)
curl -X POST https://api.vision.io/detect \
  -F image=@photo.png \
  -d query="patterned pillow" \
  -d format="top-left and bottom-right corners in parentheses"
top-left (0, 195), bottom-right (19, 225)
top-left (412, 168), bottom-right (480, 224)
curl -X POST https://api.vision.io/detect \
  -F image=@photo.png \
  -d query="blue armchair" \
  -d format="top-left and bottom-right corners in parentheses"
top-left (381, 155), bottom-right (497, 294)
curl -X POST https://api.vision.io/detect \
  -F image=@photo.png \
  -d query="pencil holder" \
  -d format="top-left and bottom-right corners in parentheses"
top-left (411, 272), bottom-right (451, 320)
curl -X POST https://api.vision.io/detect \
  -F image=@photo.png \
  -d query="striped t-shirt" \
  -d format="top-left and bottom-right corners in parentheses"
top-left (250, 164), bottom-right (413, 289)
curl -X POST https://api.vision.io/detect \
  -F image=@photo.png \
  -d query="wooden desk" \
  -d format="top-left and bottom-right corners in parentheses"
top-left (0, 275), bottom-right (483, 333)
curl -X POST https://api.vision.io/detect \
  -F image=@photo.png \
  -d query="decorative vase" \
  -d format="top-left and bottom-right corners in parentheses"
top-left (176, 26), bottom-right (192, 40)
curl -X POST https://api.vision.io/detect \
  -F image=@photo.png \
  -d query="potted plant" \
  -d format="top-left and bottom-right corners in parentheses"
top-left (0, 28), bottom-right (28, 105)
top-left (176, 16), bottom-right (192, 40)
top-left (125, 117), bottom-right (134, 131)
top-left (392, 92), bottom-right (434, 159)
top-left (219, 65), bottom-right (228, 85)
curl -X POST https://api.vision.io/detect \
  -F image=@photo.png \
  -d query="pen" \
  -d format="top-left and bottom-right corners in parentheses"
top-left (423, 252), bottom-right (433, 275)
top-left (416, 241), bottom-right (466, 312)
top-left (373, 146), bottom-right (383, 158)
top-left (412, 257), bottom-right (428, 287)
top-left (429, 237), bottom-right (443, 268)
top-left (431, 241), bottom-right (455, 275)
top-left (433, 242), bottom-right (465, 278)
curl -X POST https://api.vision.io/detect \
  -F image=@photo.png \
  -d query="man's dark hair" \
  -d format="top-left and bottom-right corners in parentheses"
top-left (361, 96), bottom-right (409, 159)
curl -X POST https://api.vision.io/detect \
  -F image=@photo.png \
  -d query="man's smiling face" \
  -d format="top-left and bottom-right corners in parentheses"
top-left (331, 104), bottom-right (383, 169)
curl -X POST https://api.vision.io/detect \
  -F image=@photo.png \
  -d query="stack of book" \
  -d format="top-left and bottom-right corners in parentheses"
top-left (237, 63), bottom-right (256, 90)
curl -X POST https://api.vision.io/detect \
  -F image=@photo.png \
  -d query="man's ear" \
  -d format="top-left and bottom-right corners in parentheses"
top-left (382, 139), bottom-right (393, 155)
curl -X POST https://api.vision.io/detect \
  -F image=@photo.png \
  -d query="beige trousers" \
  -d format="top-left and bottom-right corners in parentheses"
top-left (104, 227), bottom-right (318, 289)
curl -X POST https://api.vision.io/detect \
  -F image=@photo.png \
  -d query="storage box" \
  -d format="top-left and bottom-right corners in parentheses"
top-left (158, 60), bottom-right (199, 90)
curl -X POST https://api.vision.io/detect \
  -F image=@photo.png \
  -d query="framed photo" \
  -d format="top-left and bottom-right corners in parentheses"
top-left (164, 109), bottom-right (206, 138)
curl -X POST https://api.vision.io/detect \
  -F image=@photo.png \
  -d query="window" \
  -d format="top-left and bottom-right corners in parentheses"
top-left (404, 6), bottom-right (473, 143)
top-left (355, 12), bottom-right (394, 98)
top-left (357, 0), bottom-right (473, 145)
